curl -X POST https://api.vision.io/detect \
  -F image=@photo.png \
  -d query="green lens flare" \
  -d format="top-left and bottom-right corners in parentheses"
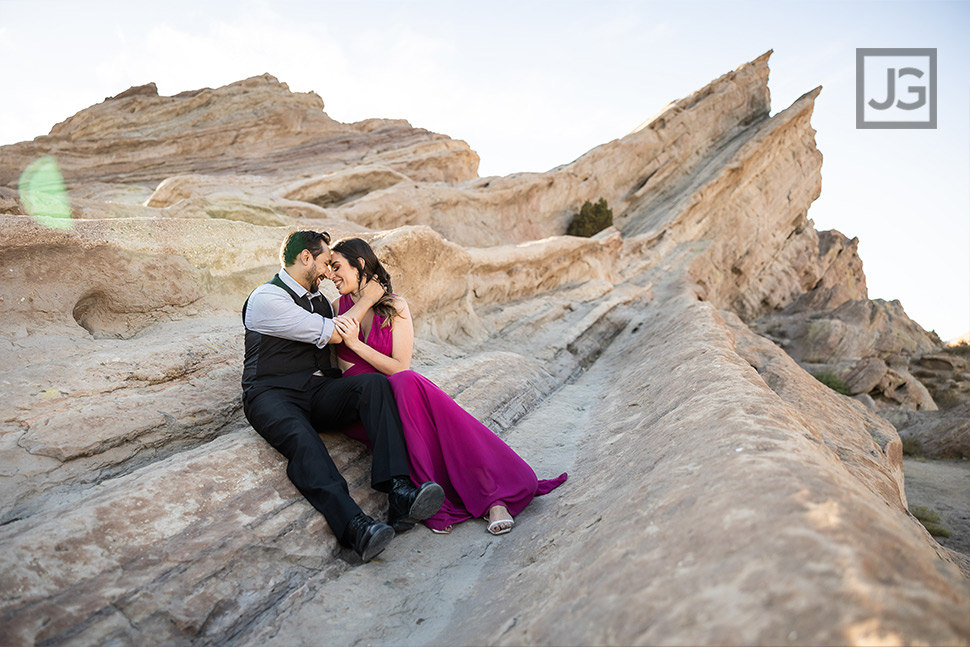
top-left (18, 156), bottom-right (73, 230)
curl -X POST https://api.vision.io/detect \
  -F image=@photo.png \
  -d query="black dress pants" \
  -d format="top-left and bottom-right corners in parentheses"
top-left (243, 373), bottom-right (410, 543)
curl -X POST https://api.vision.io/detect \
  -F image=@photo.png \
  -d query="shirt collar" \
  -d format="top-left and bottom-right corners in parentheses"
top-left (280, 267), bottom-right (321, 299)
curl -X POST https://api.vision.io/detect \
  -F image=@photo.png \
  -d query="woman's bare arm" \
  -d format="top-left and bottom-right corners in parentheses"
top-left (333, 297), bottom-right (413, 375)
top-left (327, 279), bottom-right (383, 344)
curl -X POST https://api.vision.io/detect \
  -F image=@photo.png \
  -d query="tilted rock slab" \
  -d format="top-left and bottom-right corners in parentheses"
top-left (436, 287), bottom-right (967, 646)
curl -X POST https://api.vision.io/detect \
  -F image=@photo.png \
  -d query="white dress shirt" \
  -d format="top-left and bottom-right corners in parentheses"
top-left (244, 268), bottom-right (335, 348)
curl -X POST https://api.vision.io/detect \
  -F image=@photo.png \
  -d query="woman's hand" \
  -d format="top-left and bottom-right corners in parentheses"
top-left (333, 315), bottom-right (361, 349)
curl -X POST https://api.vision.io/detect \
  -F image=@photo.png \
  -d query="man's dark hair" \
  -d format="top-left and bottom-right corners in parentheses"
top-left (280, 230), bottom-right (331, 266)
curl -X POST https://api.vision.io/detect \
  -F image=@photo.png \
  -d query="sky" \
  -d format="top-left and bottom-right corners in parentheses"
top-left (1, 0), bottom-right (967, 340)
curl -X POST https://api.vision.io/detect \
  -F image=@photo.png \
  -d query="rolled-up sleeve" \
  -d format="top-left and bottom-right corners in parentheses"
top-left (244, 286), bottom-right (335, 348)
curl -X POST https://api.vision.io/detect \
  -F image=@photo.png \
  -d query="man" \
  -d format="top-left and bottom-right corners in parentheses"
top-left (242, 230), bottom-right (444, 562)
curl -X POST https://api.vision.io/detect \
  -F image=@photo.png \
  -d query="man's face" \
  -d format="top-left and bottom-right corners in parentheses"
top-left (304, 245), bottom-right (333, 293)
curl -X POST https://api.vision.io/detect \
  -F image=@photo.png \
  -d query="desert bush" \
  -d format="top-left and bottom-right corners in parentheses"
top-left (911, 505), bottom-right (951, 538)
top-left (567, 198), bottom-right (613, 237)
top-left (947, 340), bottom-right (970, 357)
top-left (933, 388), bottom-right (963, 409)
top-left (812, 371), bottom-right (851, 396)
top-left (900, 434), bottom-right (924, 457)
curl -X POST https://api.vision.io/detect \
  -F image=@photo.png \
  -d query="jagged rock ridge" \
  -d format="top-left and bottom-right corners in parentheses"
top-left (0, 53), bottom-right (967, 646)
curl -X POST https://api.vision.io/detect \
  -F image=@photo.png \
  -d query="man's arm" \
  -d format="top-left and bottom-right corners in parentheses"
top-left (246, 287), bottom-right (336, 348)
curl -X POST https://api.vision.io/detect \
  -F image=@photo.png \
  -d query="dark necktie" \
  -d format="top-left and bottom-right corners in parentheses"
top-left (308, 294), bottom-right (332, 317)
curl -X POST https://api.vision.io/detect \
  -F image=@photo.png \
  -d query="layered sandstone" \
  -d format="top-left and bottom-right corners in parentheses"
top-left (0, 74), bottom-right (478, 190)
top-left (0, 53), bottom-right (966, 647)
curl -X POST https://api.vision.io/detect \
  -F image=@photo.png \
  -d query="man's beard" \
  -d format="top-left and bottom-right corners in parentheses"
top-left (306, 268), bottom-right (322, 293)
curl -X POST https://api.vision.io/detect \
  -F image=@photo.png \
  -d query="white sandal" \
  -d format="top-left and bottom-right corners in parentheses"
top-left (485, 506), bottom-right (514, 535)
top-left (486, 519), bottom-right (514, 535)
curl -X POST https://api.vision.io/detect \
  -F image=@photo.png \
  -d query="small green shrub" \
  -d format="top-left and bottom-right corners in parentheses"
top-left (567, 198), bottom-right (613, 237)
top-left (933, 388), bottom-right (963, 409)
top-left (812, 371), bottom-right (851, 396)
top-left (900, 435), bottom-right (924, 457)
top-left (911, 505), bottom-right (951, 538)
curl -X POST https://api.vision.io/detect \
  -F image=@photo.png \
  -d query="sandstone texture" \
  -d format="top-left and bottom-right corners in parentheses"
top-left (1, 53), bottom-right (967, 646)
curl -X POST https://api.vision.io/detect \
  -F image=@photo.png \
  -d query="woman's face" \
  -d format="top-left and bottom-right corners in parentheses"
top-left (330, 251), bottom-right (361, 295)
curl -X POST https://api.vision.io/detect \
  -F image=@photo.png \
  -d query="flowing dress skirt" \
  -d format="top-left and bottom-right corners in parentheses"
top-left (336, 294), bottom-right (566, 531)
top-left (342, 371), bottom-right (566, 530)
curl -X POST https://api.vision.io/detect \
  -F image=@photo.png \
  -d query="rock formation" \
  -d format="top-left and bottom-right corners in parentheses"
top-left (912, 350), bottom-right (970, 409)
top-left (886, 402), bottom-right (970, 460)
top-left (1, 53), bottom-right (967, 646)
top-left (753, 298), bottom-right (943, 411)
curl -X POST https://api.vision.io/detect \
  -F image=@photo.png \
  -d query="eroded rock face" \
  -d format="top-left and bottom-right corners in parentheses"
top-left (772, 299), bottom-right (938, 363)
top-left (783, 229), bottom-right (868, 313)
top-left (752, 297), bottom-right (943, 411)
top-left (1, 53), bottom-right (967, 647)
top-left (886, 402), bottom-right (970, 460)
top-left (911, 350), bottom-right (970, 409)
top-left (0, 74), bottom-right (478, 190)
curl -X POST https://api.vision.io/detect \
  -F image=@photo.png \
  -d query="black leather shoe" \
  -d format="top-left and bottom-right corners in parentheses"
top-left (342, 513), bottom-right (395, 562)
top-left (387, 477), bottom-right (445, 532)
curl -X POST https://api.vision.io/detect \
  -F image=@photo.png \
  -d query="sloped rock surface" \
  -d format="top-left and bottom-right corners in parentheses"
top-left (1, 52), bottom-right (967, 647)
top-left (439, 290), bottom-right (964, 647)
top-left (298, 50), bottom-right (779, 248)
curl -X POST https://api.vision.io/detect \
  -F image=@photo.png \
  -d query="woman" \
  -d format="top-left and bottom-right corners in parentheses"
top-left (329, 238), bottom-right (567, 535)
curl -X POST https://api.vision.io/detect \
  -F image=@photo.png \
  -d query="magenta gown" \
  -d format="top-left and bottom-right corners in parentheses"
top-left (336, 295), bottom-right (567, 531)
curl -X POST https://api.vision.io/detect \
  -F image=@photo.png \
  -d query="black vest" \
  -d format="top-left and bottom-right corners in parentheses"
top-left (241, 274), bottom-right (339, 400)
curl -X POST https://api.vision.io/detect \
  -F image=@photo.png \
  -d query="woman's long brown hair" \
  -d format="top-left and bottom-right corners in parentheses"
top-left (331, 238), bottom-right (401, 328)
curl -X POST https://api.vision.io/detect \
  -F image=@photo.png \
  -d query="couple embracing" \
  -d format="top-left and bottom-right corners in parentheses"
top-left (242, 231), bottom-right (567, 562)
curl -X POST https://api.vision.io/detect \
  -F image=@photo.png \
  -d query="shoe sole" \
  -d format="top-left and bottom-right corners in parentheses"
top-left (405, 482), bottom-right (445, 524)
top-left (360, 524), bottom-right (395, 562)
